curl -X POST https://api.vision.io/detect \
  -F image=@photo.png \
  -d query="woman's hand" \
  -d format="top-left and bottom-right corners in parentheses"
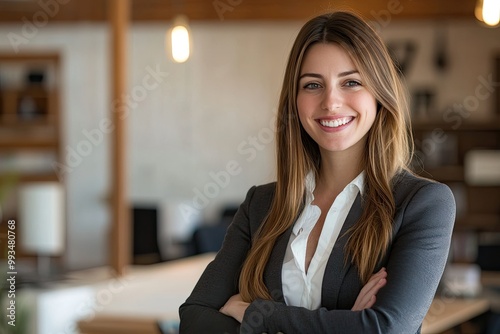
top-left (351, 267), bottom-right (387, 311)
top-left (219, 294), bottom-right (250, 323)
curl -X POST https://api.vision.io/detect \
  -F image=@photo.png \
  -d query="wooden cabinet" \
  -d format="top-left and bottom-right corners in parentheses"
top-left (0, 53), bottom-right (61, 183)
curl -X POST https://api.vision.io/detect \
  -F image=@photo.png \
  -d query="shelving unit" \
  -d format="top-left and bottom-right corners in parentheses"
top-left (0, 53), bottom-right (63, 260)
top-left (412, 118), bottom-right (500, 268)
top-left (412, 118), bottom-right (500, 231)
top-left (0, 53), bottom-right (61, 183)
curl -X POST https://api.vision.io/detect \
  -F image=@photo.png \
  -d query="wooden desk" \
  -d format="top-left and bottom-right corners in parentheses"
top-left (78, 253), bottom-right (215, 334)
top-left (78, 253), bottom-right (494, 334)
top-left (422, 298), bottom-right (490, 334)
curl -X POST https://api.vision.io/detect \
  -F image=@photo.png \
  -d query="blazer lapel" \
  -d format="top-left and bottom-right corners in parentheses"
top-left (321, 193), bottom-right (362, 309)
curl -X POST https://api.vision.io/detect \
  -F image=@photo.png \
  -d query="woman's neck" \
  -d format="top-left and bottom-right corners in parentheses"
top-left (316, 145), bottom-right (364, 196)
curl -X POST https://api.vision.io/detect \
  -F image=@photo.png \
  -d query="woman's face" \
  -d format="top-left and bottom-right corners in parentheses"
top-left (297, 43), bottom-right (377, 155)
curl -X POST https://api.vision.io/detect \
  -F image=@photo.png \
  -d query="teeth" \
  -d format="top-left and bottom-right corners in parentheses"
top-left (320, 117), bottom-right (352, 128)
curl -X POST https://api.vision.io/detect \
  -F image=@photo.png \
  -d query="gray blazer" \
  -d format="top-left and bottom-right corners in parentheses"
top-left (179, 170), bottom-right (456, 334)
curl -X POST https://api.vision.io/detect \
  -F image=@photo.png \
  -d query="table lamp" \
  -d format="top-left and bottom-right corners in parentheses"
top-left (18, 182), bottom-right (64, 279)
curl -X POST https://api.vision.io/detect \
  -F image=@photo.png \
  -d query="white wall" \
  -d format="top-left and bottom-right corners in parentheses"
top-left (0, 18), bottom-right (498, 269)
top-left (128, 22), bottom-right (298, 219)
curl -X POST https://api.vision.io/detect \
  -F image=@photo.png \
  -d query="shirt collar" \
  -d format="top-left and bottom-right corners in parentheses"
top-left (304, 170), bottom-right (365, 199)
top-left (304, 171), bottom-right (317, 204)
top-left (292, 171), bottom-right (365, 236)
top-left (350, 170), bottom-right (365, 196)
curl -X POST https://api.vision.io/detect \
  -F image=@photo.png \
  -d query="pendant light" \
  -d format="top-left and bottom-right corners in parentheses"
top-left (167, 0), bottom-right (191, 63)
top-left (475, 0), bottom-right (500, 27)
top-left (169, 15), bottom-right (191, 63)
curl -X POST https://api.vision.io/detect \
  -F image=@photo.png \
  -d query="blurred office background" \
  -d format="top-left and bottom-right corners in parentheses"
top-left (0, 0), bottom-right (499, 333)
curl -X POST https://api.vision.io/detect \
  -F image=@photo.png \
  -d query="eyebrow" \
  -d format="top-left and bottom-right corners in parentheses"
top-left (299, 70), bottom-right (359, 80)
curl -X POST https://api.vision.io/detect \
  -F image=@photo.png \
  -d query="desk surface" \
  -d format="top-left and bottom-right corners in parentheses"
top-left (98, 253), bottom-right (215, 319)
top-left (78, 254), bottom-right (495, 334)
top-left (422, 298), bottom-right (490, 334)
top-left (78, 253), bottom-right (215, 334)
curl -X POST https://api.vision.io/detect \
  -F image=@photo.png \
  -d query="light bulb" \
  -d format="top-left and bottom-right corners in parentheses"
top-left (168, 16), bottom-right (191, 63)
top-left (483, 0), bottom-right (500, 26)
top-left (475, 0), bottom-right (500, 27)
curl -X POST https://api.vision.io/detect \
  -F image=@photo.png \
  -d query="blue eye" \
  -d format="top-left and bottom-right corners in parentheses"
top-left (345, 80), bottom-right (361, 87)
top-left (303, 82), bottom-right (322, 89)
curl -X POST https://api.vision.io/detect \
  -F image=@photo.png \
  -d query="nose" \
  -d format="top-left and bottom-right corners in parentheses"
top-left (321, 87), bottom-right (343, 111)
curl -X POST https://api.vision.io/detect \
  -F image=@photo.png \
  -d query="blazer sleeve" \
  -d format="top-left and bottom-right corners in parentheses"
top-left (240, 182), bottom-right (456, 334)
top-left (179, 186), bottom-right (257, 334)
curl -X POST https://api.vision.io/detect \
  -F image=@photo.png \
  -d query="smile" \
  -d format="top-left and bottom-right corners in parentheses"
top-left (319, 117), bottom-right (354, 128)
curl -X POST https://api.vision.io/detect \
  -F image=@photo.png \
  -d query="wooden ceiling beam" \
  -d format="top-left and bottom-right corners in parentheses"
top-left (0, 0), bottom-right (107, 22)
top-left (0, 0), bottom-right (478, 23)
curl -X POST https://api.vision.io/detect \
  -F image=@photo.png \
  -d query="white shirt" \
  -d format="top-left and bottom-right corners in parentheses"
top-left (281, 171), bottom-right (365, 309)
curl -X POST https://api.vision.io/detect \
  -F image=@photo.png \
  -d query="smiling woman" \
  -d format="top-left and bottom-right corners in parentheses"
top-left (179, 11), bottom-right (456, 334)
top-left (297, 43), bottom-right (377, 153)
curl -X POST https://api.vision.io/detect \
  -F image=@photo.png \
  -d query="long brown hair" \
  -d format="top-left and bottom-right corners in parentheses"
top-left (239, 11), bottom-right (412, 301)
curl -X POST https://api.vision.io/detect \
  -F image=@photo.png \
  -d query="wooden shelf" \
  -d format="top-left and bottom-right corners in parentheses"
top-left (413, 118), bottom-right (500, 131)
top-left (0, 53), bottom-right (59, 63)
top-left (0, 88), bottom-right (56, 126)
top-left (0, 53), bottom-right (60, 165)
top-left (0, 173), bottom-right (59, 183)
top-left (0, 137), bottom-right (58, 149)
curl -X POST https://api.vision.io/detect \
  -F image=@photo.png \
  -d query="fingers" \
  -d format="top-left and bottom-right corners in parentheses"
top-left (364, 295), bottom-right (376, 309)
top-left (362, 278), bottom-right (387, 309)
top-left (351, 268), bottom-right (387, 311)
top-left (359, 268), bottom-right (387, 299)
top-left (219, 294), bottom-right (243, 313)
top-left (219, 294), bottom-right (249, 323)
top-left (219, 301), bottom-right (228, 315)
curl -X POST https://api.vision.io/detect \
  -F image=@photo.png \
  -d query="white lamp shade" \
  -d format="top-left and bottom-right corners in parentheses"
top-left (19, 183), bottom-right (64, 255)
top-left (161, 200), bottom-right (201, 242)
top-left (156, 200), bottom-right (201, 259)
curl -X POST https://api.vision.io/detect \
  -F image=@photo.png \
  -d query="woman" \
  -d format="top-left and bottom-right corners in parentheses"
top-left (179, 11), bottom-right (455, 334)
